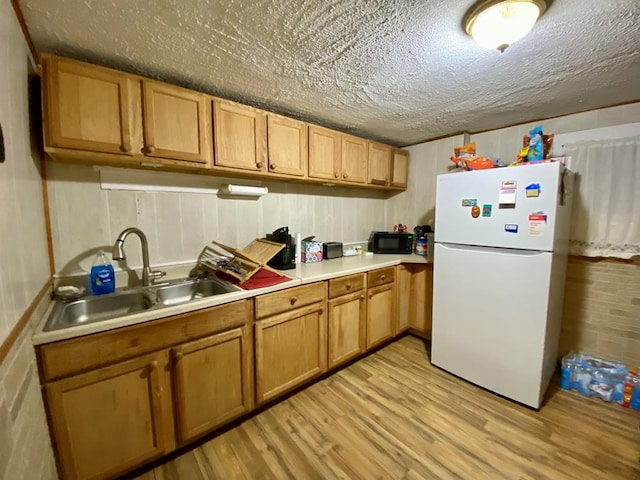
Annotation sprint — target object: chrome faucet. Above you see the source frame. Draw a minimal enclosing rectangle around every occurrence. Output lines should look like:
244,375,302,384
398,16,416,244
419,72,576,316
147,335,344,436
112,227,166,287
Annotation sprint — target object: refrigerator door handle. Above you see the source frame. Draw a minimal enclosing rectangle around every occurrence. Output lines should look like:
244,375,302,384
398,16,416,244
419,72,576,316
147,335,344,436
437,242,548,256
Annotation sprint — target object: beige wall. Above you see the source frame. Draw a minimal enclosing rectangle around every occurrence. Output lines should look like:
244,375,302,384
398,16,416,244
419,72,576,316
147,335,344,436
392,103,640,366
0,1,57,479
46,162,390,276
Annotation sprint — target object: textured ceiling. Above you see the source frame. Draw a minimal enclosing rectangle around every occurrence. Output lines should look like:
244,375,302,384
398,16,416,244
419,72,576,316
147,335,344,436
18,0,640,146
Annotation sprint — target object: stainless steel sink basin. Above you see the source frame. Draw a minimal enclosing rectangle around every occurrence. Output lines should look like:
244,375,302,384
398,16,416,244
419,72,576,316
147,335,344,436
44,290,154,331
44,276,239,332
155,278,237,306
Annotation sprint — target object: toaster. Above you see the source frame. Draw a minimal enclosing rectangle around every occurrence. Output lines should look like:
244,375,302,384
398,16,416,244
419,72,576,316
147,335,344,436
322,242,343,260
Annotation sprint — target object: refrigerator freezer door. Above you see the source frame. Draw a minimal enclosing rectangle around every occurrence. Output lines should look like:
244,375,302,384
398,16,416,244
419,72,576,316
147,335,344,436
431,243,555,408
435,162,565,252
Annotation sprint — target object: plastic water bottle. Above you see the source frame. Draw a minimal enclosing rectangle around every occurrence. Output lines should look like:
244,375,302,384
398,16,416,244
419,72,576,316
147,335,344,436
90,250,115,295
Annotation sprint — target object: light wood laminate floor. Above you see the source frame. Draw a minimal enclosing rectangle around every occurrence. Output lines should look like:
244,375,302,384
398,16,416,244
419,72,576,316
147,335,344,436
129,335,640,480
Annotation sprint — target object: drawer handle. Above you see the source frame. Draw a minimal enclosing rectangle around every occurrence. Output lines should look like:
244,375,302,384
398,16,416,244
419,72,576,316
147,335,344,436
256,162,264,169
290,297,297,306
346,284,352,290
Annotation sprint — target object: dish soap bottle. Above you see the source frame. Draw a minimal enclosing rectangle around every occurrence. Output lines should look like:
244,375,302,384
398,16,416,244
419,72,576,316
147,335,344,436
90,250,115,295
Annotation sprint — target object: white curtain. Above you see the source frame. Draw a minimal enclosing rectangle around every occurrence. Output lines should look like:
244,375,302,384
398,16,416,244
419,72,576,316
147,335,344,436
564,135,640,259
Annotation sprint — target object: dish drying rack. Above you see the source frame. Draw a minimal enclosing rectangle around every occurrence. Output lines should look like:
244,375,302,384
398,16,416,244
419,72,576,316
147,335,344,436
198,239,286,283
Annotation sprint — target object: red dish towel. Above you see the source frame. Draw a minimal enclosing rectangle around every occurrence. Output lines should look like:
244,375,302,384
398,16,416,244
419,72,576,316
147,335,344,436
218,267,292,290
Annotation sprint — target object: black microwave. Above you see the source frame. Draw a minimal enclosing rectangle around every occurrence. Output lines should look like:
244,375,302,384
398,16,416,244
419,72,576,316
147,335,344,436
368,231,414,254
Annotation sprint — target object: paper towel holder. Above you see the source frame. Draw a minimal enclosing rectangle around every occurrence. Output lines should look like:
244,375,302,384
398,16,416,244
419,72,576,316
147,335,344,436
218,184,268,198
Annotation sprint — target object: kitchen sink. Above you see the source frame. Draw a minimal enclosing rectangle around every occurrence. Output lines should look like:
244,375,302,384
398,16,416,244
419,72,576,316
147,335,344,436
44,290,154,331
44,276,239,332
154,277,237,306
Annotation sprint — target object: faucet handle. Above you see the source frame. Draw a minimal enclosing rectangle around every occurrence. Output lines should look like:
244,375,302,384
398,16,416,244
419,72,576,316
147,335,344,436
151,270,167,282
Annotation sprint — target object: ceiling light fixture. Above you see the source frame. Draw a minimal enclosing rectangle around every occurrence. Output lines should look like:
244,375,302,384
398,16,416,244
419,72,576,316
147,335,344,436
463,0,549,53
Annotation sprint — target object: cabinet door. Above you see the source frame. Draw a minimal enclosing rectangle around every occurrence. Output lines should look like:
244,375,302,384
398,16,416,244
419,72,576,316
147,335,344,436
366,283,396,349
142,81,210,165
397,265,412,334
409,264,433,338
213,99,267,172
43,56,134,155
308,125,341,181
328,291,366,368
172,326,253,444
46,352,172,480
391,148,409,188
267,114,307,177
368,142,391,186
341,134,368,184
255,302,326,405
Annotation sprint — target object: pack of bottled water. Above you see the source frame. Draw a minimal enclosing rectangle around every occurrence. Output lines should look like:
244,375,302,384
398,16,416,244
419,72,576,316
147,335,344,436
560,352,639,409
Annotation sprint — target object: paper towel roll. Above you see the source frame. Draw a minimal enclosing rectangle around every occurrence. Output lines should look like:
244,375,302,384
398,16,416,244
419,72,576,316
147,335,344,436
295,232,302,264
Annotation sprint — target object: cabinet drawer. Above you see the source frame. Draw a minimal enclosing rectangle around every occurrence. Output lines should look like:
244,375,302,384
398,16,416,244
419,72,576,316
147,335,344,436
255,282,325,319
328,273,365,299
367,267,395,288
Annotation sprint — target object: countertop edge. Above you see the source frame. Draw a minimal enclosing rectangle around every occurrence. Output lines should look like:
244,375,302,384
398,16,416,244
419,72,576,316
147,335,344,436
32,254,429,346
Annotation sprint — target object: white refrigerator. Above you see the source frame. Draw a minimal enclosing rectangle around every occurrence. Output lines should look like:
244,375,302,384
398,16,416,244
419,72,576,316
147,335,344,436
431,161,574,409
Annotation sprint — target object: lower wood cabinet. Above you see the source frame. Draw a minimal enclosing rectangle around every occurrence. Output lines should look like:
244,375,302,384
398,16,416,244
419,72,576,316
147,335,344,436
398,264,433,338
38,299,252,480
171,326,253,445
254,301,327,405
45,351,174,480
366,267,397,349
254,282,327,405
327,285,366,369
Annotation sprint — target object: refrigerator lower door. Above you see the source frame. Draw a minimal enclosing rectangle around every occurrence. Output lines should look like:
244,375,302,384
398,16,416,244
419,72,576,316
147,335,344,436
432,242,558,408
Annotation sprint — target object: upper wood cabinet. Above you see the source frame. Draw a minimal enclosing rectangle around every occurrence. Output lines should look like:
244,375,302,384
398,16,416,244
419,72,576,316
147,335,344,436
142,80,210,164
45,351,173,480
43,55,135,155
171,326,253,445
267,114,307,177
368,142,391,186
213,99,267,172
391,148,409,188
341,134,368,184
41,55,408,190
308,125,341,181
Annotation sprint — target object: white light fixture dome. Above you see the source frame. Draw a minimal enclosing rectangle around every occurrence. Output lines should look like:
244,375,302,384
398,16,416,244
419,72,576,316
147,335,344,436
464,0,549,52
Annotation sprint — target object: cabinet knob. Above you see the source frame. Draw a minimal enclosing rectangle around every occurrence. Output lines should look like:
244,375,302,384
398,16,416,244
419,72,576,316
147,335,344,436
334,172,339,179
381,275,386,281
145,145,156,154
360,295,365,301
346,284,352,290
149,360,159,371
369,293,373,299
343,172,348,179
270,163,276,170
174,351,183,361
120,141,132,153
256,162,264,169
290,297,297,306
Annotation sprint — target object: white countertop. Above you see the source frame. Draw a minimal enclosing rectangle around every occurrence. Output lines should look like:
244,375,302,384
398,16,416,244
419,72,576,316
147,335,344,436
32,253,429,346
